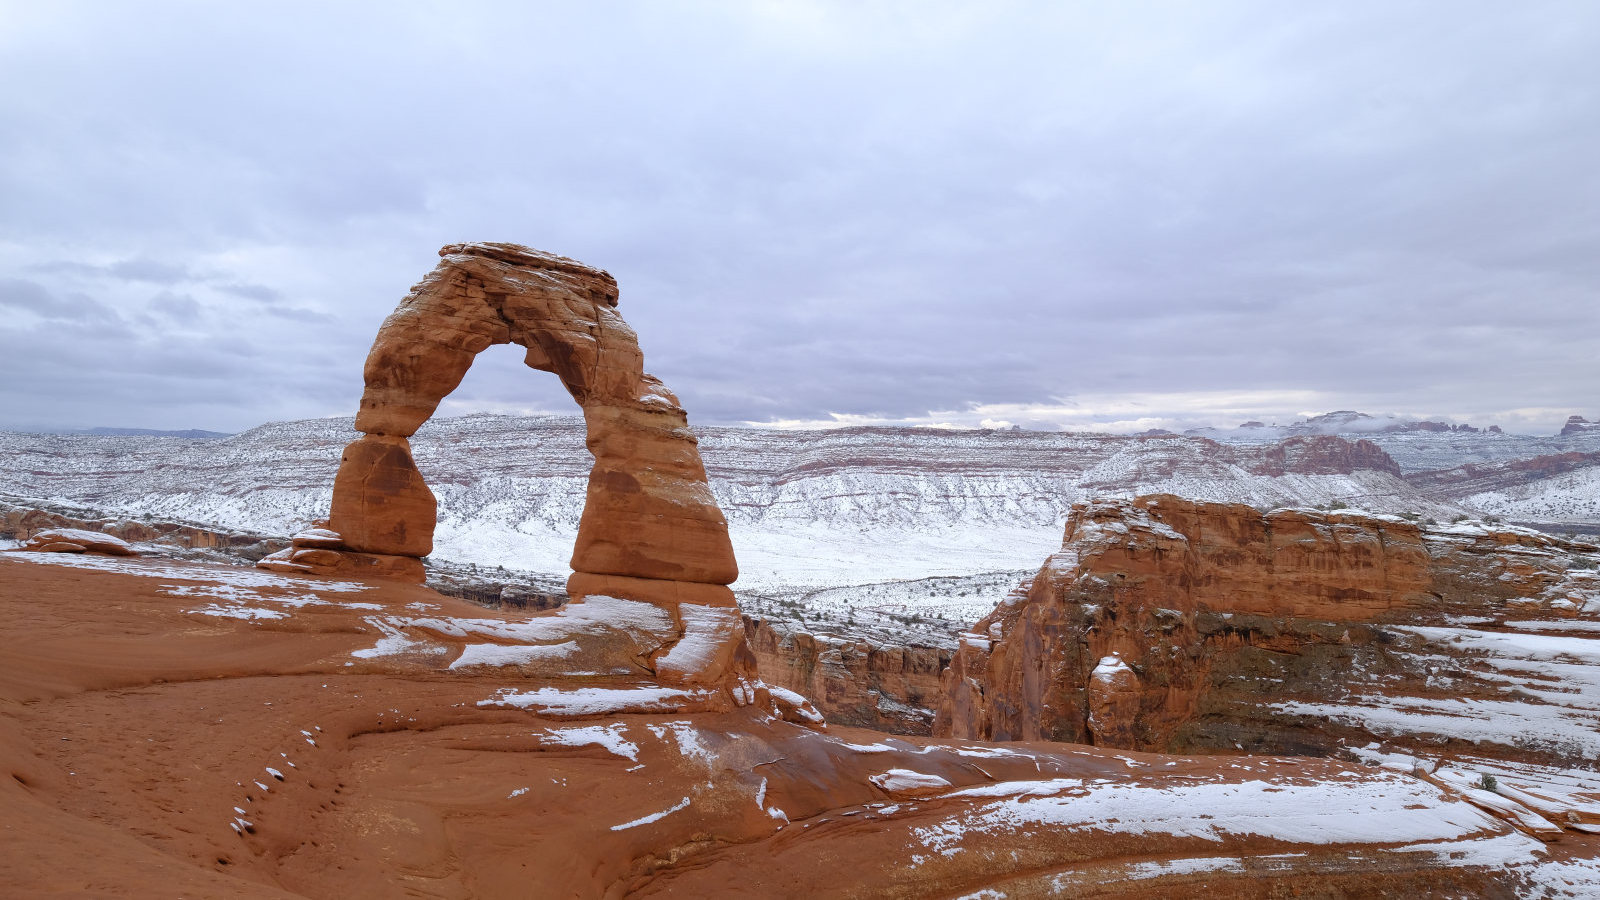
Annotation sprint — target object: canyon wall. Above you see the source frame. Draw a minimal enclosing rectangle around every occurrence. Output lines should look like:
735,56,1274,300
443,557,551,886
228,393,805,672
936,495,1600,767
742,616,952,732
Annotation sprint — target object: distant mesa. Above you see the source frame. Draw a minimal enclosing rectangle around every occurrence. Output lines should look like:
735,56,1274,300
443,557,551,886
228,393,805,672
79,427,232,439
257,242,764,708
20,427,232,439
1561,415,1600,437
1192,410,1512,440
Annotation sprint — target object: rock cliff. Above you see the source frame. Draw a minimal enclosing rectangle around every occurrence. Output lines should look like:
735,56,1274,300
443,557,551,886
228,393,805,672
742,615,952,733
936,495,1600,771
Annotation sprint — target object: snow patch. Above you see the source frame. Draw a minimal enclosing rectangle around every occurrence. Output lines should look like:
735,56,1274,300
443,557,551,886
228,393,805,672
479,686,705,716
539,724,640,761
610,797,690,831
449,641,580,669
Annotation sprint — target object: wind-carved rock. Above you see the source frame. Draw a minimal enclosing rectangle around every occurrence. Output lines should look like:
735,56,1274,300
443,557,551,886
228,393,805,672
259,243,770,710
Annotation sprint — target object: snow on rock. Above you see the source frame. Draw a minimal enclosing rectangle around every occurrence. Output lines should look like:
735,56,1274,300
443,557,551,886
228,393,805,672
1091,653,1133,682
654,604,742,685
645,721,716,768
610,797,690,831
870,768,953,797
478,686,710,717
20,528,136,556
926,772,1518,850
397,595,675,646
1429,768,1565,841
8,552,371,592
191,604,288,621
449,641,580,669
352,618,446,659
768,685,825,726
537,723,640,761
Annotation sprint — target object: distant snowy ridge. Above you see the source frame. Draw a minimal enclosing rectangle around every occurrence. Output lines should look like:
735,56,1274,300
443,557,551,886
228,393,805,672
2,413,1592,589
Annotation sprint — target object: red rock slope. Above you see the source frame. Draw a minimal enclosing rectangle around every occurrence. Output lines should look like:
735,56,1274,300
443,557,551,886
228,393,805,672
3,551,1595,896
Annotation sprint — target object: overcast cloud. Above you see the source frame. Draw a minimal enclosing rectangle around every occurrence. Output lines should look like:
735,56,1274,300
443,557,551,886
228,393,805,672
2,1,1597,435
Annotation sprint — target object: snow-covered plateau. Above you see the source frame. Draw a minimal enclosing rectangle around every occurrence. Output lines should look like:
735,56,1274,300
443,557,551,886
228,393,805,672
3,413,1598,608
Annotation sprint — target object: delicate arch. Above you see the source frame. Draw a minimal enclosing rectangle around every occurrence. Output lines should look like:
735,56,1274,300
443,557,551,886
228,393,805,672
260,242,738,599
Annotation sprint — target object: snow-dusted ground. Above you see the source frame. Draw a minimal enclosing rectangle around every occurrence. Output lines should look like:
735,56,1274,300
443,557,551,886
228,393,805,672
1466,466,1600,524
1275,625,1600,761
0,414,1488,586
4,414,1597,635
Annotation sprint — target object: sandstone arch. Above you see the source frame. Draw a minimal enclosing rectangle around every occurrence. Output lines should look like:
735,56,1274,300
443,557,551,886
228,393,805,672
260,240,739,610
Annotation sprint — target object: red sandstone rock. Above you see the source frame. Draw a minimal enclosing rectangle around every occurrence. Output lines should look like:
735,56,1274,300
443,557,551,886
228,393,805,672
275,243,735,585
936,495,1600,772
326,435,436,557
21,528,137,556
742,616,952,734
258,242,748,697
1087,652,1141,748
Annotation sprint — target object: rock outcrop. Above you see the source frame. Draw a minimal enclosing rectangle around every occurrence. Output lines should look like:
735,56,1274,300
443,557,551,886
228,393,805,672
1,500,280,557
936,495,1600,773
1239,434,1401,477
258,243,758,707
1561,415,1600,436
1405,450,1600,499
743,616,952,733
18,528,137,556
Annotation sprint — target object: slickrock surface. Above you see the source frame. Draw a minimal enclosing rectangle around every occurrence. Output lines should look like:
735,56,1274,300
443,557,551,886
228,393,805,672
937,495,1600,779
4,551,1595,897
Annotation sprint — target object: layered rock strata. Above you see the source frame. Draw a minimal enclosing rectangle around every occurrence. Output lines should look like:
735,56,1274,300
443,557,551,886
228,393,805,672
937,495,1600,774
743,615,952,733
257,243,757,706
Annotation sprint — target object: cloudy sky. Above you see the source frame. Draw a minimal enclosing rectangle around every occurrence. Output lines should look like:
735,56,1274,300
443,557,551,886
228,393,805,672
2,1,1597,435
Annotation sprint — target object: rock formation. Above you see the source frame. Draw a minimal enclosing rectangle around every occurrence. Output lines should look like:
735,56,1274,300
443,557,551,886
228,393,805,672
1562,415,1600,436
743,615,953,733
18,527,136,556
258,243,758,706
1,500,278,556
937,495,1600,774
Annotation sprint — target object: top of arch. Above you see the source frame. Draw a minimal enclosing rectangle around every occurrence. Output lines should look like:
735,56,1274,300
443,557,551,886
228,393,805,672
439,242,619,307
